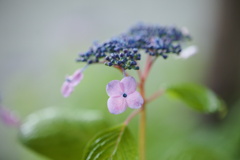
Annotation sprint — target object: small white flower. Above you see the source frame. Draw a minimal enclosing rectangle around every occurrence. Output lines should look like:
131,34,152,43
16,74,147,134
181,27,190,36
178,46,198,59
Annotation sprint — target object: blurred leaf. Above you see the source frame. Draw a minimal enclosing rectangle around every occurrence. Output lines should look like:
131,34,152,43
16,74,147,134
18,106,109,160
82,124,138,160
164,146,222,160
166,83,225,113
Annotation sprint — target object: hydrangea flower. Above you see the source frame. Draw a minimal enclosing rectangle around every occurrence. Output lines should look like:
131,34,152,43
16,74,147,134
106,76,144,114
178,45,198,59
0,106,20,127
62,23,195,114
76,23,192,70
61,68,84,97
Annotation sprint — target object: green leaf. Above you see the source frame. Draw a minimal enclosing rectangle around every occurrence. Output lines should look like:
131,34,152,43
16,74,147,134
82,124,138,160
18,106,109,160
166,83,225,113
164,146,222,160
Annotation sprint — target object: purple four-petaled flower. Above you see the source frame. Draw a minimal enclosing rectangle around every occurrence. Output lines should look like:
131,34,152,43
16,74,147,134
106,76,144,114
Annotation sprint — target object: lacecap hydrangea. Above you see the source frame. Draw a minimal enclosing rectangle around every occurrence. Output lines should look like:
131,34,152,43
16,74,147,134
61,23,197,114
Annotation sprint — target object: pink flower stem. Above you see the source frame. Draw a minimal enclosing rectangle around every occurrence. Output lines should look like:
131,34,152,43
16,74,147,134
138,55,156,160
121,68,127,77
124,109,141,125
114,66,129,77
146,89,165,103
142,56,156,81
136,61,142,81
123,55,159,160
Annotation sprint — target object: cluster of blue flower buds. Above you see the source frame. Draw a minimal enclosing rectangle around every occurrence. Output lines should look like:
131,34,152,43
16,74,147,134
76,23,191,70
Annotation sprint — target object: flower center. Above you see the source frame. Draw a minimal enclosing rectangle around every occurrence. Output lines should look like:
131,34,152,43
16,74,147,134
66,78,72,83
122,93,127,98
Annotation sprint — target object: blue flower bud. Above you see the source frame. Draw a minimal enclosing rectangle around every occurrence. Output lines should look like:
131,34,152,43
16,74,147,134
131,61,137,66
76,23,192,70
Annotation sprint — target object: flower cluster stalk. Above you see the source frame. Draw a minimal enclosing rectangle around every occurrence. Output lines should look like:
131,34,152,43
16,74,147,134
123,55,162,160
138,55,155,160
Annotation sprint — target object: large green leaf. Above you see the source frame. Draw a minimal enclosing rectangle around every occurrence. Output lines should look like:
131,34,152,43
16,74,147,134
166,83,225,113
18,106,109,160
82,124,138,160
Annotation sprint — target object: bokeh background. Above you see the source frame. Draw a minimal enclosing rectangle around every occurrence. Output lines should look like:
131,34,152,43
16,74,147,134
0,0,240,160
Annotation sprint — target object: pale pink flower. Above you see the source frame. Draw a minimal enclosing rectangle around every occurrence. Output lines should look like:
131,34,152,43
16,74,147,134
61,81,74,98
0,106,21,127
106,76,144,114
68,69,84,86
61,69,84,97
181,27,190,36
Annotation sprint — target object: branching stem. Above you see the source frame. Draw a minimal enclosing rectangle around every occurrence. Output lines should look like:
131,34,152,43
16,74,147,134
146,89,165,103
124,110,141,125
122,55,160,160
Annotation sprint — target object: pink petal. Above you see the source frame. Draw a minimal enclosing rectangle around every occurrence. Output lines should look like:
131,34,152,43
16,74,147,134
126,91,144,109
181,27,189,36
107,97,127,114
61,81,74,98
120,76,137,94
106,80,123,97
70,69,84,86
0,107,21,127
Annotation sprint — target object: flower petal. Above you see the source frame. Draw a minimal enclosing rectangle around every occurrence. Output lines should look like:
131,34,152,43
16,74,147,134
107,97,127,114
0,107,21,127
106,80,123,97
70,69,84,86
120,76,137,94
181,27,189,36
126,91,144,109
178,46,198,59
61,81,74,98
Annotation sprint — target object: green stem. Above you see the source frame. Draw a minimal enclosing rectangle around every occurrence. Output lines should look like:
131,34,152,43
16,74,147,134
139,55,157,160
123,55,158,160
139,102,146,160
138,55,152,160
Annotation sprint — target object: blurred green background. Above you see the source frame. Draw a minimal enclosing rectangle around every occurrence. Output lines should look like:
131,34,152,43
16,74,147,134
0,0,240,160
